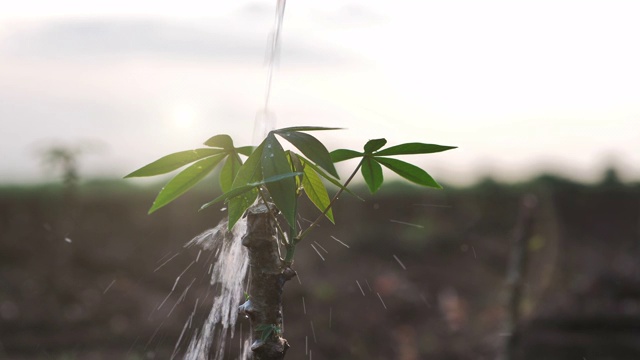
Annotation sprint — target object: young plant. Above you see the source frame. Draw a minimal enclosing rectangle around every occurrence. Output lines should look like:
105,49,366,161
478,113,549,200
126,127,455,359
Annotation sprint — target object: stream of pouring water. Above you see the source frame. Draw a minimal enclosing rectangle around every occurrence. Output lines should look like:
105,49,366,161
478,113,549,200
252,0,287,145
180,1,288,359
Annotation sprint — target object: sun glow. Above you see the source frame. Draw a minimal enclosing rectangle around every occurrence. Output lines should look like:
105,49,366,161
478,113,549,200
170,103,198,130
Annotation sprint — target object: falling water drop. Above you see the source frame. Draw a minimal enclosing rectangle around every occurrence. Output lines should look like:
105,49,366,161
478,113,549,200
389,219,424,228
392,254,407,270
376,292,387,309
310,320,317,343
302,296,307,315
154,253,179,272
310,243,325,261
313,241,328,254
103,279,116,294
330,235,350,248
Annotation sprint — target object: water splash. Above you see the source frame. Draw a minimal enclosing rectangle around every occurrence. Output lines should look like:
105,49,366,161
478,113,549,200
181,217,250,360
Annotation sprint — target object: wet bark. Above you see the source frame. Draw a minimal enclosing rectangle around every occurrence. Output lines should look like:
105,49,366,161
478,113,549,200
239,203,296,360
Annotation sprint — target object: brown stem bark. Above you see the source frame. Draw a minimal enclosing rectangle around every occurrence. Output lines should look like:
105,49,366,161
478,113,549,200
239,203,296,360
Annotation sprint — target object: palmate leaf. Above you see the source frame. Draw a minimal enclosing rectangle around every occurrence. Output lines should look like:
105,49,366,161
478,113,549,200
287,151,304,190
219,153,243,193
204,134,234,149
330,149,363,163
262,134,297,228
148,153,226,213
275,130,339,178
275,126,342,132
236,146,254,156
361,156,383,193
364,138,387,154
300,158,334,223
299,155,364,201
227,143,265,229
374,143,457,156
375,157,442,189
124,148,224,178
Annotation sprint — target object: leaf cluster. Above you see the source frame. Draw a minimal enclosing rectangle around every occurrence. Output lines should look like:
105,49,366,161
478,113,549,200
331,139,455,193
125,127,456,247
255,324,282,342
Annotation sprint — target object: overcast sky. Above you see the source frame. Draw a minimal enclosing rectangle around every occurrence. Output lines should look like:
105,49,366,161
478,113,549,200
1,0,639,185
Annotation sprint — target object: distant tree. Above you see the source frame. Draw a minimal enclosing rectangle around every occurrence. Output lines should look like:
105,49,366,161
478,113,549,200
40,145,80,196
37,141,104,201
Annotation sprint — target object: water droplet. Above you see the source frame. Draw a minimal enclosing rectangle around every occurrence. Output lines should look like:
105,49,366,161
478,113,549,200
330,235,350,248
310,244,325,261
310,320,317,343
377,292,387,309
392,254,407,270
355,280,365,296
103,279,116,294
389,219,424,228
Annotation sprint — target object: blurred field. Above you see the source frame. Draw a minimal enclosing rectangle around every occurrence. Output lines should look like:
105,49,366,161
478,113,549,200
1,172,640,360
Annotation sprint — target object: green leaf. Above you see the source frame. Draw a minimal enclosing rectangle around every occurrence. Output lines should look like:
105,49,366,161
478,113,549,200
364,138,387,154
219,153,242,193
361,156,383,193
227,143,265,229
251,172,304,187
275,126,342,132
236,146,254,157
255,324,280,342
375,157,442,189
200,171,303,211
148,153,226,213
204,134,234,149
201,184,256,210
276,131,339,178
300,155,364,201
124,149,224,178
301,159,334,223
330,149,363,163
287,151,304,190
374,143,457,156
262,134,297,227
